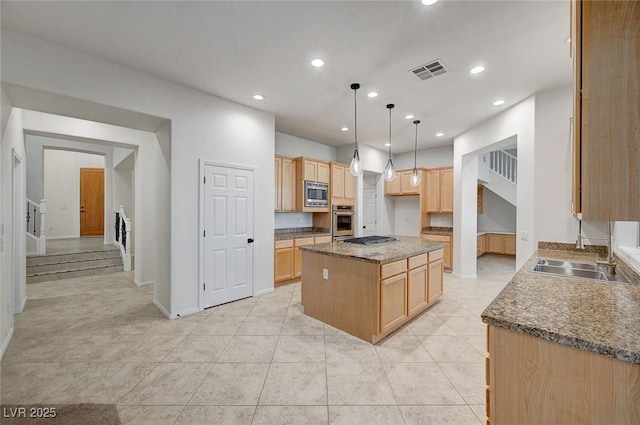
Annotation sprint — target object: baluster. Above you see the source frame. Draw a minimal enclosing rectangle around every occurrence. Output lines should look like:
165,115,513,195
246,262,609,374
121,220,126,250
26,202,31,235
33,204,37,236
115,212,120,243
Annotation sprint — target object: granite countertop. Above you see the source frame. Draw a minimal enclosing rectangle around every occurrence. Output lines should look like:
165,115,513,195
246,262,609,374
421,227,453,236
477,230,516,236
299,236,444,264
275,228,332,241
482,248,640,364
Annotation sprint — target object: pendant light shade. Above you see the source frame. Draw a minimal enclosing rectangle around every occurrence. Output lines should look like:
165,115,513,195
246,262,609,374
383,104,397,182
410,120,421,186
349,83,363,177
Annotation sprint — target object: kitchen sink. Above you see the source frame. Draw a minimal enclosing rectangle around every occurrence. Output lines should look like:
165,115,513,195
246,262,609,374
532,258,629,283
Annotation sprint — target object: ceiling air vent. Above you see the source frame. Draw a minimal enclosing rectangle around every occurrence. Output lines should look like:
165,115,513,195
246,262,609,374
410,59,448,81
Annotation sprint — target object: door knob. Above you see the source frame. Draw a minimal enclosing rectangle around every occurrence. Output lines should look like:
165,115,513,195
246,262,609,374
247,238,254,244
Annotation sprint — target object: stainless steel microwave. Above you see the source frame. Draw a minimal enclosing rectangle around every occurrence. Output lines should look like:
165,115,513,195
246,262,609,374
304,181,329,207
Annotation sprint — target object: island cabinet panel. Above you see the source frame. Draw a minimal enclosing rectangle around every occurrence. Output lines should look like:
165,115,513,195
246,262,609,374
408,265,428,316
381,259,407,279
380,273,408,333
294,237,315,278
488,325,640,425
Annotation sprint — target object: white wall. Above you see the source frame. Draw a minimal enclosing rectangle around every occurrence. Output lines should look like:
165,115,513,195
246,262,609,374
533,86,608,244
393,145,453,170
25,141,43,201
154,120,171,309
1,95,26,360
44,150,104,238
478,187,516,233
393,196,421,236
454,96,536,277
275,132,336,162
2,29,275,317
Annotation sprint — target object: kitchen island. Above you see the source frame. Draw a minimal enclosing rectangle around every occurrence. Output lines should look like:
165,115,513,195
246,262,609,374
299,236,444,343
482,247,640,424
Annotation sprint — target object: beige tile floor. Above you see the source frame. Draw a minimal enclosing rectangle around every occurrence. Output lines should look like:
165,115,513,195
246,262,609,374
1,255,515,425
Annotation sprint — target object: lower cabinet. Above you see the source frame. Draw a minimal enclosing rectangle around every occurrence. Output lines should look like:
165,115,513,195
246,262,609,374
275,235,329,285
379,249,444,334
420,233,452,270
486,233,516,256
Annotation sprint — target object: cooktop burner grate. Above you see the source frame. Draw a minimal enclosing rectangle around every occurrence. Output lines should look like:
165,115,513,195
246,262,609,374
342,236,397,245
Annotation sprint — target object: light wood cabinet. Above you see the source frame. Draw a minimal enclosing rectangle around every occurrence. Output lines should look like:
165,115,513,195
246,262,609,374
384,170,422,195
420,233,452,270
275,155,296,211
571,0,640,220
407,253,428,316
485,233,516,256
302,158,330,184
380,273,408,333
477,185,484,214
487,324,640,425
428,259,444,303
424,168,453,213
275,235,331,285
274,239,294,282
477,234,487,257
331,162,356,205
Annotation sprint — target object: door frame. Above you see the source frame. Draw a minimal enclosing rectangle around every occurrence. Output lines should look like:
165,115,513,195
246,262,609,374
12,149,25,314
198,159,256,312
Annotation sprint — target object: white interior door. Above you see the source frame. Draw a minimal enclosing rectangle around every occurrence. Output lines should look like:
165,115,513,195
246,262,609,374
362,186,377,236
203,163,254,308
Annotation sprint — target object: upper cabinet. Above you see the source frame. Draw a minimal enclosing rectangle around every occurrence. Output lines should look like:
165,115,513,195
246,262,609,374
424,168,453,213
384,169,422,196
330,162,355,206
571,0,640,220
301,158,330,184
274,155,296,212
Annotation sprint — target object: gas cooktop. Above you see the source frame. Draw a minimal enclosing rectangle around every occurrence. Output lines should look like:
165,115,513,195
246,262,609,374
342,236,397,245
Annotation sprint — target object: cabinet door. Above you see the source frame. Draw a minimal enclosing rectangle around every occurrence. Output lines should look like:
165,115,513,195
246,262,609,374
332,164,345,199
425,170,440,212
428,259,444,303
380,273,408,333
344,170,356,200
400,171,419,195
303,160,317,181
317,162,330,184
488,234,504,254
504,235,516,255
274,247,294,282
408,265,428,316
384,175,401,195
275,157,282,211
281,158,296,211
442,241,452,269
440,169,453,212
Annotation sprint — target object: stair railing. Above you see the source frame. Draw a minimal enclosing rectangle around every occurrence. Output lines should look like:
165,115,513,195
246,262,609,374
26,198,46,255
113,205,132,271
489,150,517,184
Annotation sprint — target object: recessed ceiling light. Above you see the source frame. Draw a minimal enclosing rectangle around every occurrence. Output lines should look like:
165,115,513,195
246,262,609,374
436,132,444,137
384,143,391,147
470,65,485,74
493,99,505,106
405,115,414,120
252,94,265,100
421,0,439,5
367,91,378,98
311,58,325,68
341,126,349,132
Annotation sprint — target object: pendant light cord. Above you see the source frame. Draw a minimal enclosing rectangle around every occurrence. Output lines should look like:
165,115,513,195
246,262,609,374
387,104,394,164
353,87,358,152
414,122,418,168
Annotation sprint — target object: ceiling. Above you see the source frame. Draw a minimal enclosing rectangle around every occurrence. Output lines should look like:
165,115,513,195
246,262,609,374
1,1,572,154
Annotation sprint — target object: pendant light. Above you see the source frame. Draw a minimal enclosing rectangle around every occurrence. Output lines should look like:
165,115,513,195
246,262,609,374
410,120,421,186
383,103,397,182
349,83,363,177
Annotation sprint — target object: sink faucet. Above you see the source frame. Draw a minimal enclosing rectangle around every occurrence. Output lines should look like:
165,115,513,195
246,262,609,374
596,221,617,274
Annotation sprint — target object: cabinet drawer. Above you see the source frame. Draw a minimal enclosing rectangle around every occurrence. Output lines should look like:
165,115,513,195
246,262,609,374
294,237,315,247
314,235,332,244
275,239,294,249
408,253,427,269
428,249,444,262
381,259,407,279
421,233,450,243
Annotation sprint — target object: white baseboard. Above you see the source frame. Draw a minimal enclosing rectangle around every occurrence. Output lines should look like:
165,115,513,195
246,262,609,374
152,299,171,318
0,327,14,361
254,287,275,297
134,279,154,287
172,307,199,319
46,235,80,240
17,295,27,314
452,272,478,279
